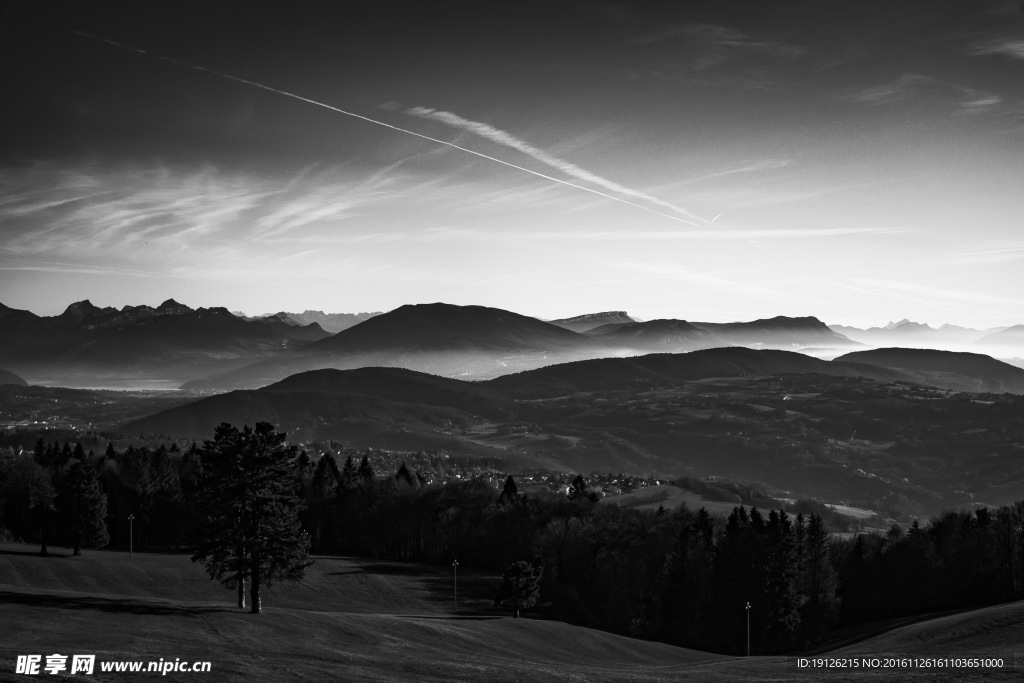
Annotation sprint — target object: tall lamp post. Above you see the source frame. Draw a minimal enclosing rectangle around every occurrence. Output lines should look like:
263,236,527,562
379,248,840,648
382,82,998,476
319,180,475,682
745,601,751,656
128,514,134,558
452,559,459,612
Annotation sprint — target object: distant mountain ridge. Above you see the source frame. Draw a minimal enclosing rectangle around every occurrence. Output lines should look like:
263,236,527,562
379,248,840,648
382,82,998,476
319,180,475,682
549,311,635,333
978,325,1024,347
585,319,718,352
831,321,991,347
244,310,382,334
183,302,608,390
690,316,860,350
0,298,331,385
7,297,1023,391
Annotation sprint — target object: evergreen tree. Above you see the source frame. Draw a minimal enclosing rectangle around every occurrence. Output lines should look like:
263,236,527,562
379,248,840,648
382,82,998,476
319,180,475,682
56,460,110,555
496,557,544,618
340,454,358,489
498,475,518,505
33,438,47,467
395,462,416,488
357,454,374,483
307,452,341,551
800,513,838,639
191,422,312,614
295,450,314,499
313,453,340,498
762,510,799,651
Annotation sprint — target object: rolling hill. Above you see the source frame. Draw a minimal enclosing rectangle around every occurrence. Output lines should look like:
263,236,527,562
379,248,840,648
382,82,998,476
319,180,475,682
3,543,1020,681
485,347,907,399
834,348,1024,394
829,599,1024,674
0,544,725,682
128,367,516,443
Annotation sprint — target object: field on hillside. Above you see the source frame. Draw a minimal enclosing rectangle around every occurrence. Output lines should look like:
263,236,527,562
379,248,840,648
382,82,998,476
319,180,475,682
3,544,1023,681
0,544,724,682
602,483,740,516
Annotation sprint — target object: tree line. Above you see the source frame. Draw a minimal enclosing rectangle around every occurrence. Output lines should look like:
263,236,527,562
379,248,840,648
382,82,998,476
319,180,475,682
3,426,1024,650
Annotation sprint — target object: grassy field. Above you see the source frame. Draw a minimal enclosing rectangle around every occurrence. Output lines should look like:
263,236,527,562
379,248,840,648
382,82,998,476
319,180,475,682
602,484,741,516
2,543,1022,681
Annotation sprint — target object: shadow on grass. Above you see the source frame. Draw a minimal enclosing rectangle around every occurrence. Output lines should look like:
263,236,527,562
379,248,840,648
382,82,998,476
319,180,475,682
0,590,232,617
357,563,430,576
395,614,502,621
0,548,70,558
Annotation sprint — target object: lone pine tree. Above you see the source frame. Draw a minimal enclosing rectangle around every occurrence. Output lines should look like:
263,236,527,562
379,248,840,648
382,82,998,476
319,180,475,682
191,422,311,614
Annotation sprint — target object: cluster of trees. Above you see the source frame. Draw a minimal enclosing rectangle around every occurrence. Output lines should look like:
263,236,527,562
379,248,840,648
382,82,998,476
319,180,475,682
5,425,1024,647
0,440,109,555
291,453,1024,653
0,424,312,614
0,438,210,553
191,423,311,614
834,507,1024,622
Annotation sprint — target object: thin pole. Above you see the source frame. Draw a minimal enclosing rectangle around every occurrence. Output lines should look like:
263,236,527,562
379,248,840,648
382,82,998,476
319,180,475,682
453,559,459,612
746,601,751,656
128,514,134,557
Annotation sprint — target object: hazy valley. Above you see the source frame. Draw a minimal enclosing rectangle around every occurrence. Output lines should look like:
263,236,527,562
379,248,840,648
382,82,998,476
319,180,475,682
3,299,1024,527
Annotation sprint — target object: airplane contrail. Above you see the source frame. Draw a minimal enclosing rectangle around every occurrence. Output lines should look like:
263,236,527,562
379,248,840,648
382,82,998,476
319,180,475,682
407,107,704,224
72,30,702,227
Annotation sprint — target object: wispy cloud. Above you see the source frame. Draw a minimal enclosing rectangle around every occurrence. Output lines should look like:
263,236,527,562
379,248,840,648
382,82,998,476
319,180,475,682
943,240,1024,265
0,161,422,282
968,38,1024,61
847,72,1003,112
405,106,704,224
848,73,936,105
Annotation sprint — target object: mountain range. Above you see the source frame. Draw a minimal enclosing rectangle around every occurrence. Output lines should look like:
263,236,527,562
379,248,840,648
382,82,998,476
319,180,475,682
181,305,867,391
0,299,330,385
181,303,612,390
830,319,1015,350
3,298,1021,391
239,310,382,334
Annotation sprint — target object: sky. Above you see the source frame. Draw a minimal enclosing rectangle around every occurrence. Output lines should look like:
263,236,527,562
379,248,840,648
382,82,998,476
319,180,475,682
2,0,1023,328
